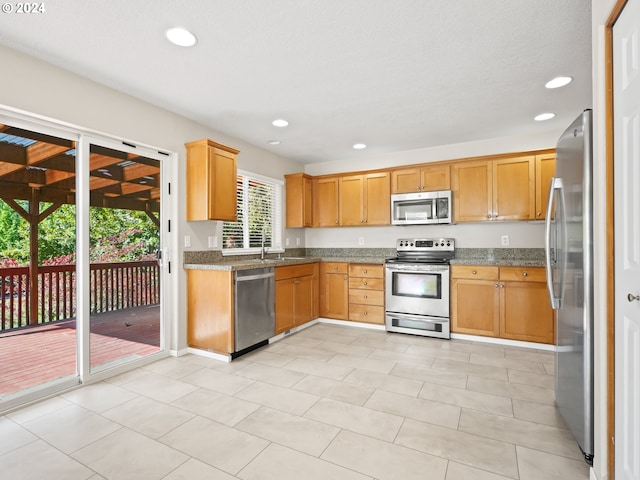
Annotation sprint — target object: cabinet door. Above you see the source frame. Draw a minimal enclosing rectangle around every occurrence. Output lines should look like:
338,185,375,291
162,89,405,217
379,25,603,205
313,177,340,227
421,164,451,191
294,275,314,326
535,153,556,220
339,174,365,225
493,155,535,221
391,167,421,193
452,160,493,222
285,173,313,228
208,147,239,221
275,278,296,334
500,281,555,344
320,272,349,319
364,172,391,225
451,278,500,337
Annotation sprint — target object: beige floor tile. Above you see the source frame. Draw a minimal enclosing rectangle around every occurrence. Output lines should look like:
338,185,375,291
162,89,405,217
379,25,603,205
61,381,139,413
466,375,555,405
292,374,375,405
191,356,253,373
432,358,508,381
180,368,255,396
162,458,237,480
389,362,468,388
240,350,295,367
0,439,93,480
23,404,121,454
395,418,519,479
507,369,555,389
544,362,555,375
236,406,339,456
102,395,195,438
160,416,268,475
406,344,471,362
350,336,409,352
516,445,590,480
273,335,324,349
6,396,73,424
235,362,306,387
303,331,359,345
282,357,354,380
440,342,505,358
344,368,424,396
238,443,372,480
304,398,403,441
315,340,375,357
72,428,188,480
170,388,258,426
141,356,205,378
103,367,151,386
419,381,513,417
504,349,555,363
121,371,200,403
512,399,568,429
235,380,321,415
458,409,584,461
329,353,396,374
469,354,547,374
445,461,513,480
368,348,435,366
365,389,460,429
268,344,336,361
322,429,448,480
385,332,449,347
0,417,37,456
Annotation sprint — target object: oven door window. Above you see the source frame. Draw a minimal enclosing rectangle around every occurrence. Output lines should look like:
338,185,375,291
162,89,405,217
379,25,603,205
392,271,441,299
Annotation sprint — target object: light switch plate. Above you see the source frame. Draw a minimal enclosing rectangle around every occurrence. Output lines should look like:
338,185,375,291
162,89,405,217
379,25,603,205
208,236,218,248
184,235,191,248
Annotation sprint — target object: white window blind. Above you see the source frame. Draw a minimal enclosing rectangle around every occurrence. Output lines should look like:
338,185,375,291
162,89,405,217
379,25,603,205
222,171,282,253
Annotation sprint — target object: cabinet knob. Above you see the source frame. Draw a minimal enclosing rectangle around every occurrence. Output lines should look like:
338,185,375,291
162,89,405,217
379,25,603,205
333,266,338,270
523,272,528,277
363,281,368,286
500,284,505,288
417,185,421,190
363,311,368,316
335,220,339,224
364,295,368,299
344,275,348,279
472,270,477,275
487,212,492,219
494,284,499,288
363,269,368,274
537,211,542,217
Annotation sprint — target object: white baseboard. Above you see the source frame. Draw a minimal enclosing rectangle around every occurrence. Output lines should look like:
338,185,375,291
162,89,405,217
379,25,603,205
185,347,231,363
450,333,556,351
318,318,386,330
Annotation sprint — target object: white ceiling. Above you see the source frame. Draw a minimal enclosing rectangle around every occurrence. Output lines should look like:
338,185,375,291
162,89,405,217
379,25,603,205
0,0,592,164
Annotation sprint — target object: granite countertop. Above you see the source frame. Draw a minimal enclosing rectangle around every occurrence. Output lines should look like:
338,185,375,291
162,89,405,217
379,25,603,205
450,258,545,267
183,255,390,271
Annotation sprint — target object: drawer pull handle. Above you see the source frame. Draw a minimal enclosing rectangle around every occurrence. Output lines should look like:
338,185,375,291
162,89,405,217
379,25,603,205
333,266,338,270
523,272,528,277
363,270,368,274
363,311,368,316
472,270,477,275
344,275,348,279
363,281,367,286
494,284,499,288
363,295,368,299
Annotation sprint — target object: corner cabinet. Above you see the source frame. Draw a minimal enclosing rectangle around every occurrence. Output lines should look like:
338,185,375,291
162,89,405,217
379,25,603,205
185,139,239,221
390,164,451,193
275,263,319,335
285,173,313,228
339,172,391,226
451,265,554,344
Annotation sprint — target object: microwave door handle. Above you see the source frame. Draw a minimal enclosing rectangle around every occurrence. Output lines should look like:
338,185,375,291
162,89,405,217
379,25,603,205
432,198,437,219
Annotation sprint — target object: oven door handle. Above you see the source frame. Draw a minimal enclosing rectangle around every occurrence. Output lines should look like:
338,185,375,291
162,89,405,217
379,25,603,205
386,265,448,273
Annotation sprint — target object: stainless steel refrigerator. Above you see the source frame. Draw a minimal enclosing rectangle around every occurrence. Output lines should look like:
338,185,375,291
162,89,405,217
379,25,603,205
544,109,594,465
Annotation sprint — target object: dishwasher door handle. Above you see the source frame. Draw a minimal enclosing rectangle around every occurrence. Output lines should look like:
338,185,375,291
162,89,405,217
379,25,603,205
236,272,275,282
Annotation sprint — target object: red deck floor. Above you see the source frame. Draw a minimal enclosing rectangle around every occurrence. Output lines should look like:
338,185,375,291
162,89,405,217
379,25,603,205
0,305,160,398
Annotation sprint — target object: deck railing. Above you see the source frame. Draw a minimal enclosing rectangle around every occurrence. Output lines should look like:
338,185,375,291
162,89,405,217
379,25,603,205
1,261,159,332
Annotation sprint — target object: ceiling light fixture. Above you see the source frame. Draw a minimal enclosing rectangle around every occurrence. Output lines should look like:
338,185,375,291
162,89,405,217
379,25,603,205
353,143,367,149
165,27,197,47
272,119,289,127
535,113,555,121
545,76,573,89
267,140,281,145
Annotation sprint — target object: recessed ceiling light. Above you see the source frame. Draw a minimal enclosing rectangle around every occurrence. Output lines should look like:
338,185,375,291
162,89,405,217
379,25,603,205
267,140,281,145
535,113,555,121
353,143,367,149
165,27,197,47
272,119,288,127
545,76,573,89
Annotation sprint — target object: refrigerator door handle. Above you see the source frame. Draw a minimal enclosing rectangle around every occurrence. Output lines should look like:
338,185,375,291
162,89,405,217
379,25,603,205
545,177,562,310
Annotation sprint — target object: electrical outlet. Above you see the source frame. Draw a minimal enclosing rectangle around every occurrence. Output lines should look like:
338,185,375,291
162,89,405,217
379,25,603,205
501,235,510,246
296,237,301,246
358,237,365,246
285,237,290,246
184,235,191,248
208,236,218,248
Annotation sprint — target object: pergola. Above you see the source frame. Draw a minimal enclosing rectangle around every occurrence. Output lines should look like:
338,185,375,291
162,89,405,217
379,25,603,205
0,124,160,323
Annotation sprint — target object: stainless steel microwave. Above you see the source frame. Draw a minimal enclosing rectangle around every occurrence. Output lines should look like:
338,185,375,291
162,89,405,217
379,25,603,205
391,190,452,225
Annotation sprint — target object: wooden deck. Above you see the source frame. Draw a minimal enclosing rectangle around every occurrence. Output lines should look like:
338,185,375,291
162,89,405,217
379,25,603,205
0,305,160,398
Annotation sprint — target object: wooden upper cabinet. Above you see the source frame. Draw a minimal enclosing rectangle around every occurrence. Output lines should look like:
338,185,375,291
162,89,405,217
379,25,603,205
452,155,535,222
285,173,313,228
339,172,390,226
313,176,340,227
535,153,556,220
452,160,493,222
185,139,239,221
391,164,451,193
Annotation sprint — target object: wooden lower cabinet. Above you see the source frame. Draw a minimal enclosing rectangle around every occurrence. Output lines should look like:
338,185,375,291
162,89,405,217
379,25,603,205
187,269,234,354
320,262,349,319
451,265,554,344
275,263,319,335
348,263,385,325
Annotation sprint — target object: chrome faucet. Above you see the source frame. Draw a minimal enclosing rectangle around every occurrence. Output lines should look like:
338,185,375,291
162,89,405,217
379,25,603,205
261,228,268,260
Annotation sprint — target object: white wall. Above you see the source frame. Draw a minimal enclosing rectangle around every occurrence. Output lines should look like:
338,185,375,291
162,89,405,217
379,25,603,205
0,44,305,352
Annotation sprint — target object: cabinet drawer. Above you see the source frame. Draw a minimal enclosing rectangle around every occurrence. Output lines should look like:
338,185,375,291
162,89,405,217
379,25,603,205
348,264,384,278
451,265,499,280
321,262,349,274
276,263,317,280
348,304,385,324
348,277,384,290
499,266,546,283
349,289,384,306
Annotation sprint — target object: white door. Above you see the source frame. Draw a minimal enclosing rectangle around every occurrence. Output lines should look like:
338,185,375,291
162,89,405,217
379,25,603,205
614,0,640,478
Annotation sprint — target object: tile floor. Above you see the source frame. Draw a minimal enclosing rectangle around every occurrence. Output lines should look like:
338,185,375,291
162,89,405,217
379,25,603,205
0,323,590,480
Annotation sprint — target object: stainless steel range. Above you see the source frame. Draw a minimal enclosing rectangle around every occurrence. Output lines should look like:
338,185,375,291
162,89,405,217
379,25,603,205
385,238,454,339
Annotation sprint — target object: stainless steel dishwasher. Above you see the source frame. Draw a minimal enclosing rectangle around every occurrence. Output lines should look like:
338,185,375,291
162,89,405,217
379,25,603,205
234,267,275,354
